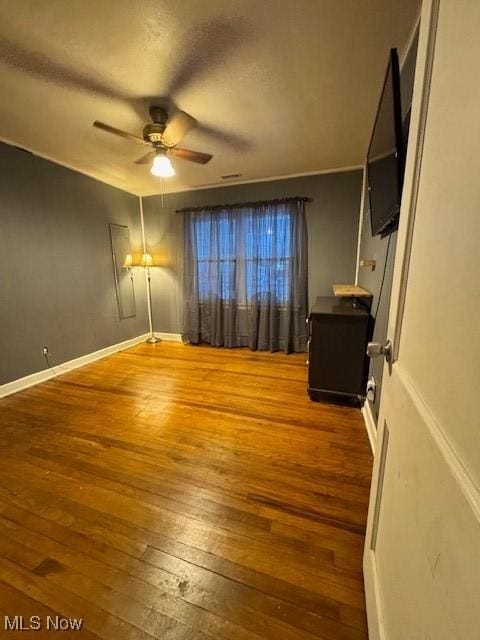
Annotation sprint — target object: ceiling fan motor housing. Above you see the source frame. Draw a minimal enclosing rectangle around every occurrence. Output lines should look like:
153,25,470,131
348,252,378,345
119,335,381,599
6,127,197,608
143,123,166,144
144,106,169,144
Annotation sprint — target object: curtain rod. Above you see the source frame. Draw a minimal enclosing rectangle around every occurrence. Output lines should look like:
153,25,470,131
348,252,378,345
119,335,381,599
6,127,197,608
175,196,312,214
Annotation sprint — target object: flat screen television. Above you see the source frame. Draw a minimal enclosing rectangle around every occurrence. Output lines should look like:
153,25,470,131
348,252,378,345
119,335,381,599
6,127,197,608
367,49,406,237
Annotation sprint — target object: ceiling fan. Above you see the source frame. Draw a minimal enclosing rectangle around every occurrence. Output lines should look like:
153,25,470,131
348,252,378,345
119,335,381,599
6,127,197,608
93,106,213,177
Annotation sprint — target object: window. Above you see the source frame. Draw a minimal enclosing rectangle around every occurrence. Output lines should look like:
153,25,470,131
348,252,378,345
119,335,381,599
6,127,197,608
182,198,308,352
192,208,293,304
245,211,292,302
195,214,237,301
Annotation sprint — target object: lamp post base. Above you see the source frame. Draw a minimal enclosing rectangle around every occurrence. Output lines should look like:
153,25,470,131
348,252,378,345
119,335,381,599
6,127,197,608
146,335,161,344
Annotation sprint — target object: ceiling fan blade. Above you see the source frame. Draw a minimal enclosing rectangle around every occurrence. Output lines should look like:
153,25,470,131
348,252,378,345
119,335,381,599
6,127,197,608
134,151,155,165
169,148,212,164
93,121,148,145
161,111,196,147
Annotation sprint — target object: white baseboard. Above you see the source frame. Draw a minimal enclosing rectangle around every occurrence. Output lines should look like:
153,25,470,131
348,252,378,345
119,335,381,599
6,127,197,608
0,333,150,399
362,400,377,454
155,332,183,342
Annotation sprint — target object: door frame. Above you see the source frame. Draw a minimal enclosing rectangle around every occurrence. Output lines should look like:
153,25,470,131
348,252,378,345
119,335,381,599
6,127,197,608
386,0,440,364
363,1,441,637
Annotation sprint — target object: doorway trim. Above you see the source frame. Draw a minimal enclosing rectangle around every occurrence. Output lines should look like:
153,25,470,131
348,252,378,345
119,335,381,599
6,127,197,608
387,0,440,361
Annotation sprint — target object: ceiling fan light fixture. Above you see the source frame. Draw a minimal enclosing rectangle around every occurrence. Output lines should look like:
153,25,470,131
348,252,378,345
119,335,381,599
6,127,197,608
151,152,175,178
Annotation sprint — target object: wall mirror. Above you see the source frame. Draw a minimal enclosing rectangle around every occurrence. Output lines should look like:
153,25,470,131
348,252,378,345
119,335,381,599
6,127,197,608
109,223,136,319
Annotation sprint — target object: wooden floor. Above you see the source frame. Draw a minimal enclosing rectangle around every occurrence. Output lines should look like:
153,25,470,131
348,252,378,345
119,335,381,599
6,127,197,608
0,342,372,639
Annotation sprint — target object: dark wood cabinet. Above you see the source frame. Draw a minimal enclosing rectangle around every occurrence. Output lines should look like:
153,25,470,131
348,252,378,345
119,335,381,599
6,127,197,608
307,296,371,405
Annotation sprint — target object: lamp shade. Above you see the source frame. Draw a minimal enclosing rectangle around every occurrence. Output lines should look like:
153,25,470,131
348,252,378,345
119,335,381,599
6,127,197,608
141,252,154,267
122,253,134,268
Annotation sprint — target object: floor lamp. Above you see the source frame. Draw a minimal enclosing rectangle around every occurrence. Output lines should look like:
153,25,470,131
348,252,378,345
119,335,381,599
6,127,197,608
139,252,161,344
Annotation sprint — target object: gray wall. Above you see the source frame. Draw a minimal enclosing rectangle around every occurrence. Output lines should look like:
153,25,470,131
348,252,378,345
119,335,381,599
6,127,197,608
358,28,419,419
143,170,362,335
0,142,149,385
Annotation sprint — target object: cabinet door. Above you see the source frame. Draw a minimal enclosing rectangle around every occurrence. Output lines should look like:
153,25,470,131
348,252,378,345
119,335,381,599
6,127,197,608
309,316,368,394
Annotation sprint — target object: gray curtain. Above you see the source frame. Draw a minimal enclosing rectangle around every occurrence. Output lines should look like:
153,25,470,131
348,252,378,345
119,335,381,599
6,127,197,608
182,198,308,352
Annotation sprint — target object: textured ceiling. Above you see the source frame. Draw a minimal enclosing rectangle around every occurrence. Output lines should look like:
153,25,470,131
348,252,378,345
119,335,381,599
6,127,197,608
0,0,419,196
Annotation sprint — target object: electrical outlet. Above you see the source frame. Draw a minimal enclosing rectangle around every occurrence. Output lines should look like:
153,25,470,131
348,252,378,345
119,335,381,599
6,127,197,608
42,347,49,356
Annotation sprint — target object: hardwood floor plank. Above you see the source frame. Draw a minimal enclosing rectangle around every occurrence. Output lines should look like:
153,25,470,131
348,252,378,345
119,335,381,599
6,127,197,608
0,579,101,639
0,459,365,603
0,343,372,639
0,491,365,633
